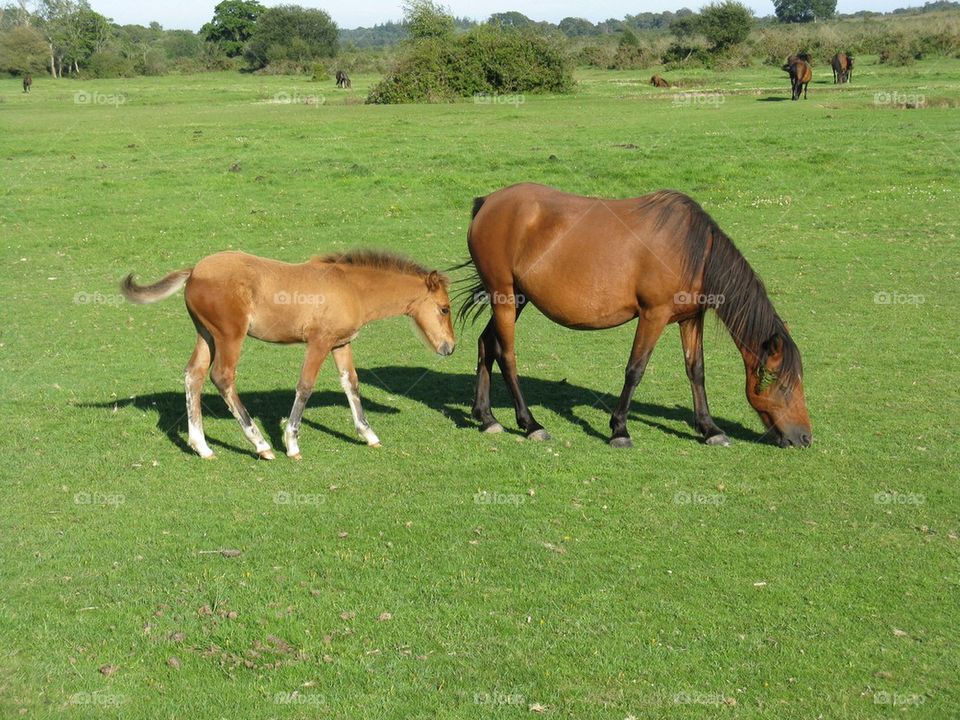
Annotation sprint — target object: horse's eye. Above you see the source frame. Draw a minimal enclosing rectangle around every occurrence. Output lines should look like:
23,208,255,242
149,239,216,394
440,307,450,316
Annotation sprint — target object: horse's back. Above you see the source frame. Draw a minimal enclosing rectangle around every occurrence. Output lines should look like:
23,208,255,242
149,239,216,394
469,185,701,328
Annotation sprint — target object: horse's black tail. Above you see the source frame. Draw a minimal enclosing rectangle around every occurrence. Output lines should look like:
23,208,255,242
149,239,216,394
451,195,490,326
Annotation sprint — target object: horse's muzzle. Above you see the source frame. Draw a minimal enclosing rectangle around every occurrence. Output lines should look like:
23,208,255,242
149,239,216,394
437,341,455,357
778,426,812,448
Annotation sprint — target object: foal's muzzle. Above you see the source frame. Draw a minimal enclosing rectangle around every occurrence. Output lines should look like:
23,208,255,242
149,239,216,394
437,341,455,357
778,426,813,448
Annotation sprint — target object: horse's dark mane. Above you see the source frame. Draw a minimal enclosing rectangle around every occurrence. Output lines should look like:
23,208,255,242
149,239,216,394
658,191,803,388
317,249,438,280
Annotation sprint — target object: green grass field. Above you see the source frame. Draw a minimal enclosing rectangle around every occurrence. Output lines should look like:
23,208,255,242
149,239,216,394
1,58,958,718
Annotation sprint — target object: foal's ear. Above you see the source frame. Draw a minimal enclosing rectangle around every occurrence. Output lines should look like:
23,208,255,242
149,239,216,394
426,271,443,292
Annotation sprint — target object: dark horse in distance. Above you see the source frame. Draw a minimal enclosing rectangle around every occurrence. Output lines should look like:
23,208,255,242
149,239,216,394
831,52,853,84
335,70,351,89
783,55,812,100
22,74,32,93
457,183,812,449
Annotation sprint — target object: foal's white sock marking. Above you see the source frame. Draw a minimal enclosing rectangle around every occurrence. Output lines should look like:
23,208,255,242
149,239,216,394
340,369,380,446
185,373,214,458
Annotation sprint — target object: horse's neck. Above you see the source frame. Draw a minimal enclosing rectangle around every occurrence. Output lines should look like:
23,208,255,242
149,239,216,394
349,268,422,323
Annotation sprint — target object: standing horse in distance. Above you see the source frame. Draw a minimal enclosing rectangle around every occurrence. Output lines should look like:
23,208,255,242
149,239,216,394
335,70,351,89
831,52,853,83
22,74,32,93
121,250,455,459
457,183,812,449
784,56,812,100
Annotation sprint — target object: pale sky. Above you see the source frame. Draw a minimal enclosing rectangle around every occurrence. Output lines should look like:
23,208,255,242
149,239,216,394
88,0,925,31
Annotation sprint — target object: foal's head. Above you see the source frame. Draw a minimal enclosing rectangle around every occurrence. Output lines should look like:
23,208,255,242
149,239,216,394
410,271,456,356
742,330,812,448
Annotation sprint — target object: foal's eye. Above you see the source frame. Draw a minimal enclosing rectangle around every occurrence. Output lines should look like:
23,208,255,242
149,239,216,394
440,307,450,316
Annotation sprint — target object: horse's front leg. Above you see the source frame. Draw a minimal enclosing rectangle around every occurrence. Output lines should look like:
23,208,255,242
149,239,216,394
332,344,380,447
678,316,730,446
490,296,547,440
283,338,331,459
609,311,669,448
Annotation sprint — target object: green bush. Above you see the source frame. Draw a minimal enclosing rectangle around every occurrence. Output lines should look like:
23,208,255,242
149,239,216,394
85,49,137,78
367,26,573,104
661,42,714,68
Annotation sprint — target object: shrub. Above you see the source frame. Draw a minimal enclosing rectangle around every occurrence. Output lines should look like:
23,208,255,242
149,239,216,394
367,26,573,103
698,1,753,51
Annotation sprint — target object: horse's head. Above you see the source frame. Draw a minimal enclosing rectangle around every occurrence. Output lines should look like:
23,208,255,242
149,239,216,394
742,329,812,448
410,271,456,356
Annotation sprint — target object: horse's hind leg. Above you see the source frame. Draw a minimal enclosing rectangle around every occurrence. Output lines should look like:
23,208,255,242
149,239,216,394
185,331,215,458
472,318,505,433
679,316,729,446
209,334,275,460
490,296,548,440
331,344,380,447
609,311,669,448
282,338,331,459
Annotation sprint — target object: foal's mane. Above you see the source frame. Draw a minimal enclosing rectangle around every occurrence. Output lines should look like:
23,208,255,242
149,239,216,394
316,249,439,281
652,191,804,388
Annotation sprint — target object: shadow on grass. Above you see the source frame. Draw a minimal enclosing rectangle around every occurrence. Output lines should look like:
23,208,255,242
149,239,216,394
80,367,767,457
757,96,791,102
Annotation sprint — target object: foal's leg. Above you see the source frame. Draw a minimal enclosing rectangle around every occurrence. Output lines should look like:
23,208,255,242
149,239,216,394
209,334,275,460
185,331,215,458
331,344,380,447
609,311,669,448
679,316,730,446
472,318,505,433
282,339,331,459
490,296,547,440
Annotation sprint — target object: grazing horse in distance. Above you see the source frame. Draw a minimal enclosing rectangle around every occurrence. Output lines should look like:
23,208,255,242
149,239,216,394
335,70,351,89
121,250,455,459
22,74,32,93
650,74,670,88
456,183,812,449
785,58,812,100
831,52,851,84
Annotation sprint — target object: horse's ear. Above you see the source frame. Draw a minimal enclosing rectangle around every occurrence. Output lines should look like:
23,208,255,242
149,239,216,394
426,271,442,292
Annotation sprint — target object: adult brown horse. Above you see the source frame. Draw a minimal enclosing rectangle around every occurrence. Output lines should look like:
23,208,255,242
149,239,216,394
650,74,670,88
784,58,812,100
22,74,32,93
457,184,812,449
832,52,853,83
122,250,455,459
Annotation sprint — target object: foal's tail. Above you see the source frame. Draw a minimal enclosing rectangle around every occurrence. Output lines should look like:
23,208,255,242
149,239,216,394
120,268,192,304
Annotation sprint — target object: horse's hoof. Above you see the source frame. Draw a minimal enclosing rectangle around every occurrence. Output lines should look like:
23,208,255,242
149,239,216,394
705,434,731,447
369,442,382,448
527,428,551,441
288,452,302,461
481,422,504,434
609,436,633,449
258,449,276,460
200,452,216,460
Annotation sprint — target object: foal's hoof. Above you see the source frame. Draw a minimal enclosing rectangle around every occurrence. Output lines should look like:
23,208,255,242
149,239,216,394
258,449,276,460
481,422,504,434
288,452,303,461
369,442,382,448
526,428,551,442
705,434,731,447
609,436,633,449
